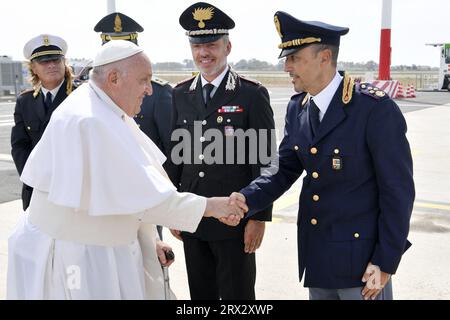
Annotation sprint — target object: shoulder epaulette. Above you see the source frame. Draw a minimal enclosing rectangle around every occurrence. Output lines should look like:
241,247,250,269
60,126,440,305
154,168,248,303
151,76,170,86
19,88,34,96
358,82,388,100
341,73,355,105
238,74,261,86
175,75,196,88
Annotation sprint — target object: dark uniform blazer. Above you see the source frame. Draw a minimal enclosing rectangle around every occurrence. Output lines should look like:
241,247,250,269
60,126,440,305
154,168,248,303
168,68,275,241
241,76,415,289
11,79,73,211
134,78,173,156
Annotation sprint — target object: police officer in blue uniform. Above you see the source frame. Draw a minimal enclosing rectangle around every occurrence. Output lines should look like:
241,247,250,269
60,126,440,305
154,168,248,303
235,11,415,300
94,13,173,239
11,34,75,211
166,2,275,300
94,12,173,156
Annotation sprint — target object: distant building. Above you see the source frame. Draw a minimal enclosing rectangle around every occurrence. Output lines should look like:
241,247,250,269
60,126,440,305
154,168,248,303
0,56,26,96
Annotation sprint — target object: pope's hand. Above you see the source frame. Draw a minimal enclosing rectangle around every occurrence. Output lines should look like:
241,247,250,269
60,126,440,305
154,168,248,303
205,196,248,226
156,239,174,267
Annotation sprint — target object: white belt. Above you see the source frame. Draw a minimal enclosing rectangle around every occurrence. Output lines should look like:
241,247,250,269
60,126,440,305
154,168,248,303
28,190,140,247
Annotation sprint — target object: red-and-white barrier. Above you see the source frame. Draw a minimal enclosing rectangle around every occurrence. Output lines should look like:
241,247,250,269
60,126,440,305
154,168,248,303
406,84,416,98
370,80,400,98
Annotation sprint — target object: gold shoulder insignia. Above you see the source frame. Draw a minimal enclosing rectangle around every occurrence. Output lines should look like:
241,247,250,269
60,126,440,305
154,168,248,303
359,83,388,99
341,73,355,105
152,77,169,86
66,80,73,96
302,93,310,107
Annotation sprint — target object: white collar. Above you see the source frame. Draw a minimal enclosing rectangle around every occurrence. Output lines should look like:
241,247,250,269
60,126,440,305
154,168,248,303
200,65,229,88
41,79,65,100
89,80,126,120
310,71,343,121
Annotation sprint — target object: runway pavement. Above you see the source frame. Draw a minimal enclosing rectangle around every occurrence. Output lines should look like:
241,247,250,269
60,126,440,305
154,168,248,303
0,89,449,300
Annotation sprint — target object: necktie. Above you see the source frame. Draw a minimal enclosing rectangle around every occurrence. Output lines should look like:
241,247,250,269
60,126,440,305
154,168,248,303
309,98,320,138
44,91,53,115
203,83,215,107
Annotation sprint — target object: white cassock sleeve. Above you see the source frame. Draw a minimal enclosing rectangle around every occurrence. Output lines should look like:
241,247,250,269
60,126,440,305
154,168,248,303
20,84,205,231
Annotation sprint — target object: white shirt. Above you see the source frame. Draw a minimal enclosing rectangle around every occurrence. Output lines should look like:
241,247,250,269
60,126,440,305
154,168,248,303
41,79,64,102
200,65,229,100
310,71,343,122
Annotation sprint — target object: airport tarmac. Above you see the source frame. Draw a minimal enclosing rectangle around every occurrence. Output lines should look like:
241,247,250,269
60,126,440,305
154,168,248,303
0,88,449,300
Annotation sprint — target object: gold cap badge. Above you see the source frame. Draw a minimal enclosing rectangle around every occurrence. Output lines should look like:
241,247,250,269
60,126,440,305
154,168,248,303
193,7,214,29
114,14,123,33
274,15,282,38
43,35,50,46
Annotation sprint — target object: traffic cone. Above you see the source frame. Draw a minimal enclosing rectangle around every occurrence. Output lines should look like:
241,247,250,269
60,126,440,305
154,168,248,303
406,84,416,98
396,83,405,98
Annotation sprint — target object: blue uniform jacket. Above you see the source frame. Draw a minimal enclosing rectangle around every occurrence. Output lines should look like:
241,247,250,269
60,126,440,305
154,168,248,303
241,78,415,289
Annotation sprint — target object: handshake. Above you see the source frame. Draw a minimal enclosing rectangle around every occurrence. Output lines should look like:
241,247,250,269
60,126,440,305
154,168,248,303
204,192,248,226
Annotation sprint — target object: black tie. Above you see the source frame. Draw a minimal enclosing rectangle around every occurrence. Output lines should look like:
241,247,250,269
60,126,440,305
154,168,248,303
44,91,53,115
204,83,215,107
309,98,320,138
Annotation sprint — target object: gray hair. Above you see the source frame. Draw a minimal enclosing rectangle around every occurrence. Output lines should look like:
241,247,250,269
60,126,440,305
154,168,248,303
312,44,339,67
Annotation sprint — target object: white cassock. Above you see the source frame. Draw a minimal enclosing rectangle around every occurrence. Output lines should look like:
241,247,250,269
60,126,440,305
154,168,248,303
7,81,206,299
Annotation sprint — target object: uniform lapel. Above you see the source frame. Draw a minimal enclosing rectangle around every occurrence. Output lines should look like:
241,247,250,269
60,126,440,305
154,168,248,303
203,68,239,119
35,91,47,122
298,95,313,144
187,74,204,117
312,81,347,145
48,80,67,116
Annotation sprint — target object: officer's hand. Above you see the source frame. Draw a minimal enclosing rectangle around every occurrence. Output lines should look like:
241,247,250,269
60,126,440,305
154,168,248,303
204,197,247,221
230,192,247,209
361,262,391,300
170,229,183,241
244,220,265,253
156,239,174,267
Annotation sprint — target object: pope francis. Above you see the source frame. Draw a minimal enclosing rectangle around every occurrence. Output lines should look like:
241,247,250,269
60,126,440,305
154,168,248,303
7,40,246,300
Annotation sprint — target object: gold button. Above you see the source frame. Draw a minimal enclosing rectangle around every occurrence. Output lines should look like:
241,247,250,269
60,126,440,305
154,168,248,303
312,172,319,179
27,126,31,130
310,147,318,155
310,218,318,225
354,233,360,239
334,149,340,154
294,145,299,151
313,195,320,201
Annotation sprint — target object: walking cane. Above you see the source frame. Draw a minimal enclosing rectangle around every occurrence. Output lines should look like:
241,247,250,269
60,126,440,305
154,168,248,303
162,250,175,300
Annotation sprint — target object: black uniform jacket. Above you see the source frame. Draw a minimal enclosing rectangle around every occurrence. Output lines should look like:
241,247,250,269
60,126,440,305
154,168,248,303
11,79,74,210
167,68,275,241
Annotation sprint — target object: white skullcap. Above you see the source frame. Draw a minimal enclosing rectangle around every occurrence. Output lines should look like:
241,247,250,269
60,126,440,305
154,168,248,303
92,39,144,67
23,34,67,61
